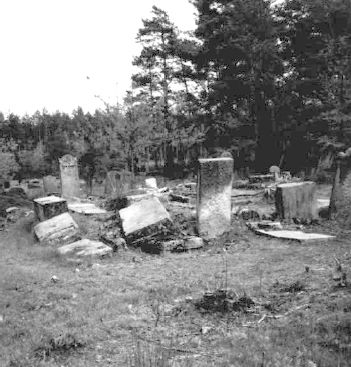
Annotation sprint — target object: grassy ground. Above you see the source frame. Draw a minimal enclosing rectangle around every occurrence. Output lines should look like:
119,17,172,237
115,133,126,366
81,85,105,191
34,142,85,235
0,211,351,366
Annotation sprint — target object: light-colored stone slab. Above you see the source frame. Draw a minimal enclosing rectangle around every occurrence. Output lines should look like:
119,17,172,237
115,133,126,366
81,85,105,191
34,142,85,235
57,239,112,257
34,212,79,244
254,229,335,242
67,202,107,215
145,177,157,189
59,154,80,199
119,197,172,241
197,157,233,239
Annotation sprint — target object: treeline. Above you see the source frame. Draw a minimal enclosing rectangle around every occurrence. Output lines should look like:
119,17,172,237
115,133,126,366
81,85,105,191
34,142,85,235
1,0,351,182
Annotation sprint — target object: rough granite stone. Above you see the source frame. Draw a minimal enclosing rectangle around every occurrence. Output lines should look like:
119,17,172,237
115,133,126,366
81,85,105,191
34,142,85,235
196,157,234,239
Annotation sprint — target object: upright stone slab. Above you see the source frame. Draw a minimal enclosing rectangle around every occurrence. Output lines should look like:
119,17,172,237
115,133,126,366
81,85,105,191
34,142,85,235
33,196,68,221
275,181,316,222
59,154,80,199
43,175,60,194
196,157,234,239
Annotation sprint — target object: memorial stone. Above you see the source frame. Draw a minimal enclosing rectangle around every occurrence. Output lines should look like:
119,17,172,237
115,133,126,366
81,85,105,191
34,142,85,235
59,154,80,199
196,157,234,239
43,175,60,195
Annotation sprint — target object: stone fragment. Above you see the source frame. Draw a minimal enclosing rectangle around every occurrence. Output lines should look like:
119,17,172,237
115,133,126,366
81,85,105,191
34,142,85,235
119,197,172,244
196,157,233,239
57,239,112,258
275,181,316,222
251,229,335,242
34,212,79,245
33,196,68,221
43,175,60,194
184,236,204,250
67,202,107,215
59,154,81,199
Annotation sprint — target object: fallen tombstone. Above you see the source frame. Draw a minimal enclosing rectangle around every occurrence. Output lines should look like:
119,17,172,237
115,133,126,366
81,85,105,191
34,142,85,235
34,212,80,245
67,202,107,215
247,222,335,243
141,236,204,254
275,181,317,222
119,197,173,245
57,239,112,258
249,174,274,184
197,157,234,239
33,196,68,221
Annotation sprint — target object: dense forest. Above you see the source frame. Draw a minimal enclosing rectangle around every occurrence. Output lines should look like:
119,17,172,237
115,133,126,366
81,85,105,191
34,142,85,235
1,0,351,183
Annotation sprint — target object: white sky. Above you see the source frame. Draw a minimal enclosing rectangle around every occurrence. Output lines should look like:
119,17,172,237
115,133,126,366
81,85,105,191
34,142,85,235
0,0,196,116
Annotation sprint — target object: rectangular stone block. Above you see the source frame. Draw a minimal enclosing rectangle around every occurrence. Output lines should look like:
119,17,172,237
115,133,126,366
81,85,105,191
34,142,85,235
196,158,233,239
275,181,316,222
34,212,79,245
57,239,112,258
33,196,68,221
119,197,172,244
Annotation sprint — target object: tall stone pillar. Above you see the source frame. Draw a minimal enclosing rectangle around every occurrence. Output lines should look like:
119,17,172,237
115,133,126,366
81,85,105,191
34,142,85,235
59,154,80,199
196,157,234,239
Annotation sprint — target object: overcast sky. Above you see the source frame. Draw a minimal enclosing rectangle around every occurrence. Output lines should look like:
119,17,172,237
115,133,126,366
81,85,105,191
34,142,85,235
0,0,196,116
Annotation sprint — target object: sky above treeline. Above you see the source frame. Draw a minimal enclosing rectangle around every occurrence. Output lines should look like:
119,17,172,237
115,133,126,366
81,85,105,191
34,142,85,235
0,0,196,116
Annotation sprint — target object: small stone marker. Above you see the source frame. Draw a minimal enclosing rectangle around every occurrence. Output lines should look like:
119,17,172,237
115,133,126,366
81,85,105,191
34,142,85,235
59,154,80,199
119,197,172,244
57,239,112,258
269,165,280,181
105,170,133,195
275,181,316,222
33,196,68,221
43,175,59,194
196,157,234,239
34,212,79,245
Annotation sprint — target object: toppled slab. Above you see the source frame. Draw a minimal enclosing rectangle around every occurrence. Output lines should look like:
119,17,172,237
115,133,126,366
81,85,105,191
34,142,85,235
68,202,107,215
119,197,173,244
34,212,79,245
33,196,68,221
141,236,204,254
247,222,335,242
57,239,112,258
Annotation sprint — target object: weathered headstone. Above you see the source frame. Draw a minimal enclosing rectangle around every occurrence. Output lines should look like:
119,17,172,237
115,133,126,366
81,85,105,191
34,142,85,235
57,239,112,258
59,154,80,199
269,165,280,181
275,181,316,222
196,157,234,239
43,175,60,195
33,196,68,221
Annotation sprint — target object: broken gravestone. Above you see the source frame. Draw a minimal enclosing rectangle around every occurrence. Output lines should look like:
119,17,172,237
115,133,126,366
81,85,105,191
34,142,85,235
119,197,172,245
33,196,68,221
196,157,234,239
275,181,316,222
34,212,79,245
59,154,80,199
43,175,60,195
57,239,112,258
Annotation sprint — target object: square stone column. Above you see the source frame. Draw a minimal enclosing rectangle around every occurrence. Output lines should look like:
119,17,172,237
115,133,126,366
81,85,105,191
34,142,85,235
196,157,234,239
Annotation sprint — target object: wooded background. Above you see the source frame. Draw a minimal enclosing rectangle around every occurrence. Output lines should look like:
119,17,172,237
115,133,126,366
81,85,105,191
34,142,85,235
1,0,350,183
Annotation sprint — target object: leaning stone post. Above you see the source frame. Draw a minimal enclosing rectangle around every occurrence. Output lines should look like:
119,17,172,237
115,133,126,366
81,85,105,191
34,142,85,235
196,157,234,239
59,154,80,199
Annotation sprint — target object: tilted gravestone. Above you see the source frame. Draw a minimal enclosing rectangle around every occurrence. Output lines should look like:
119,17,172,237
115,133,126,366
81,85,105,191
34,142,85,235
59,154,80,199
196,157,234,239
